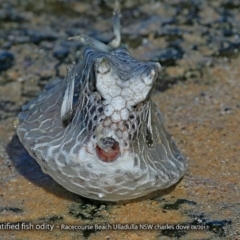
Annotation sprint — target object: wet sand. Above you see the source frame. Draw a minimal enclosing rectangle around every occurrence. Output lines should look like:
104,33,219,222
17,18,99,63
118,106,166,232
0,1,239,239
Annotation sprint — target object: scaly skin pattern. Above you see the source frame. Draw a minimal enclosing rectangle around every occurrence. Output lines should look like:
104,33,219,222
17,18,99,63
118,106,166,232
16,46,186,201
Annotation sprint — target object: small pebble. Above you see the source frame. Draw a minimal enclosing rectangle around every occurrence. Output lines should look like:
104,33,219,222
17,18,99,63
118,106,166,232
0,50,14,72
53,46,69,60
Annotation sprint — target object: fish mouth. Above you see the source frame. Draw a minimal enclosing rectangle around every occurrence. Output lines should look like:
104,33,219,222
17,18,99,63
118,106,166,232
96,137,120,162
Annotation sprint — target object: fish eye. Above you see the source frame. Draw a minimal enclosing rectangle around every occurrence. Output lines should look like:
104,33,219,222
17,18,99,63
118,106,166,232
96,58,111,74
141,67,156,86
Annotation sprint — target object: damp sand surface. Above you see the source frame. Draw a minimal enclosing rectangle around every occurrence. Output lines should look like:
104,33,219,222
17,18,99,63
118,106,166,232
0,0,239,239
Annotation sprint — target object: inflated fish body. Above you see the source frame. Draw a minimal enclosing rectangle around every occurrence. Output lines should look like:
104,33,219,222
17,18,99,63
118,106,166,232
16,1,186,201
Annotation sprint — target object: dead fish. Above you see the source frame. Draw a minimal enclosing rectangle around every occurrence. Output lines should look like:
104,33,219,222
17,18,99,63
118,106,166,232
16,1,186,201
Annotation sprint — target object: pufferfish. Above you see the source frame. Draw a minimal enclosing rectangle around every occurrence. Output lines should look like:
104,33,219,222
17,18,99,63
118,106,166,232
16,1,186,201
